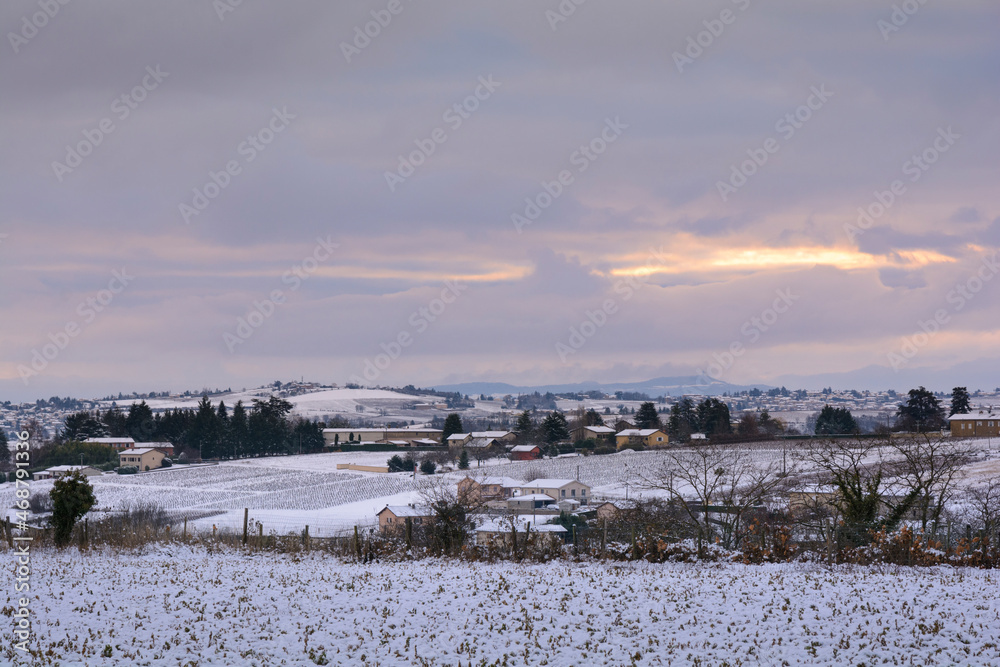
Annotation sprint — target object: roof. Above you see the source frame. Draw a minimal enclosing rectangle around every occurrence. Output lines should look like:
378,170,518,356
377,505,432,518
45,465,99,473
510,445,540,452
471,431,510,438
135,442,173,447
119,448,161,455
84,437,134,443
477,519,567,534
465,437,498,449
510,493,556,502
465,476,523,487
520,478,585,489
617,429,663,437
411,439,439,445
446,433,471,440
585,426,615,434
947,413,994,421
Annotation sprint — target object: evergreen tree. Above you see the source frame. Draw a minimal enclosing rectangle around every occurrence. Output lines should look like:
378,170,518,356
667,397,698,440
950,387,971,416
635,402,662,429
541,412,570,444
897,386,946,432
514,410,534,445
814,405,859,435
0,429,9,469
60,411,107,442
125,401,155,441
458,449,470,470
442,413,464,441
420,459,436,475
190,395,221,459
50,471,96,547
697,398,732,435
101,406,127,437
584,408,604,426
228,401,249,459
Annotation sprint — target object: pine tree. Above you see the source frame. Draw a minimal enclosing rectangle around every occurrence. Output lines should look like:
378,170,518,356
514,410,534,445
814,405,858,435
635,402,661,429
458,449,470,470
541,412,570,444
442,413,464,441
950,387,971,416
897,386,945,432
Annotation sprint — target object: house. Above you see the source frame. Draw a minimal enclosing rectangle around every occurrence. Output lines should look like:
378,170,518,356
572,425,616,444
323,428,443,447
948,412,1000,437
446,433,472,447
510,445,541,461
595,501,621,522
475,518,567,547
84,437,135,451
376,505,434,534
118,448,166,471
516,479,591,505
457,476,523,501
613,418,637,432
507,494,557,511
35,465,102,480
615,429,668,449
471,431,515,443
557,498,581,513
447,431,514,449
135,442,174,457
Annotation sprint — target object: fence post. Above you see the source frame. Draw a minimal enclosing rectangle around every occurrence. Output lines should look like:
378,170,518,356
601,521,607,560
242,508,249,546
405,518,412,549
183,518,187,541
354,525,361,560
84,518,88,547
4,518,11,549
258,523,263,549
304,525,309,551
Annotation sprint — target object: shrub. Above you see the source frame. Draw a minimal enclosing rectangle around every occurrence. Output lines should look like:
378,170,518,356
420,459,436,475
161,458,173,468
27,493,53,514
117,466,138,475
50,471,96,547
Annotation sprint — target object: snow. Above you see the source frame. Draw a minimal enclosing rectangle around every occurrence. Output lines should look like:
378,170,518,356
13,548,1000,665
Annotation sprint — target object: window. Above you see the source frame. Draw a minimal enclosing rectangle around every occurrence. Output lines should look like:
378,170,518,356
581,489,586,496
561,490,566,497
571,489,576,497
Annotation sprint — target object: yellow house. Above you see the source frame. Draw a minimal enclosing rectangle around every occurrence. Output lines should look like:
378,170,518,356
118,448,165,471
948,412,1000,437
615,429,668,449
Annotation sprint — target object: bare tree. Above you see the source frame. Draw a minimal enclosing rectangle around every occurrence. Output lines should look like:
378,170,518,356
418,478,486,555
639,442,788,553
888,434,972,534
965,480,1000,540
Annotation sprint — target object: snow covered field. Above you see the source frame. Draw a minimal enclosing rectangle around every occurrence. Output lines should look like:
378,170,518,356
10,547,1000,666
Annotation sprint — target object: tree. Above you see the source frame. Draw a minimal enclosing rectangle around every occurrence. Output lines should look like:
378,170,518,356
667,398,698,440
584,408,604,426
0,430,9,470
458,449,470,470
228,400,249,459
50,471,96,547
387,455,406,472
420,459,436,475
190,395,222,459
814,405,859,435
125,401,155,441
442,413,464,441
60,411,108,442
514,410,535,445
540,412,570,444
896,386,945,432
950,387,971,416
890,434,972,533
696,398,731,436
635,402,662,430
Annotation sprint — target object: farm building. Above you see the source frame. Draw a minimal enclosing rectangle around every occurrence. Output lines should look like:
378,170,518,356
475,519,567,547
34,465,103,480
84,437,135,451
510,445,541,460
506,494,557,511
323,428,443,447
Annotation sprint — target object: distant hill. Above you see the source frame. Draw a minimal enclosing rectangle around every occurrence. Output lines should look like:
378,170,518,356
432,376,772,398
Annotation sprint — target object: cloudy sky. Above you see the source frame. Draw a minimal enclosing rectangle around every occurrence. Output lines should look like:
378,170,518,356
2,0,998,401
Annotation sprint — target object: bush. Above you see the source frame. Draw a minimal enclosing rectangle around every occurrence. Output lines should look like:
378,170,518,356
27,493,52,514
117,466,138,475
50,471,96,547
99,462,117,472
420,459,436,475
161,458,172,468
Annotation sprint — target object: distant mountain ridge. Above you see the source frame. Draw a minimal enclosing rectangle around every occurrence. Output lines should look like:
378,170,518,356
432,376,773,398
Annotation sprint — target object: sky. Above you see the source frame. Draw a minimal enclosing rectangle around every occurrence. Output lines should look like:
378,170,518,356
1,0,999,402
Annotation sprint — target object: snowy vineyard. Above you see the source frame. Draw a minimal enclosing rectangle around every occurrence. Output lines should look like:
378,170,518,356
12,547,1000,666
